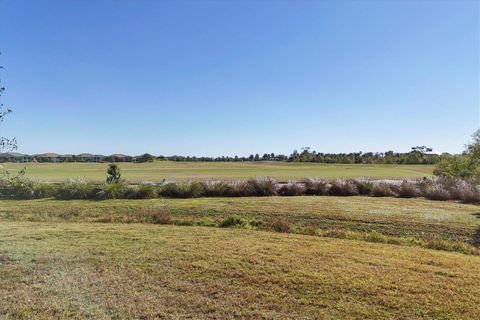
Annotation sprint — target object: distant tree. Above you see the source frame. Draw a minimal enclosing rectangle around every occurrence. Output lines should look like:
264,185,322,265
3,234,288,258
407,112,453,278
434,130,480,181
106,164,121,184
254,154,260,161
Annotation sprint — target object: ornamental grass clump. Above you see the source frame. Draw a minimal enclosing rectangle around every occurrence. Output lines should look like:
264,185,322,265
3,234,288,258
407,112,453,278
55,178,96,200
303,178,329,195
246,177,278,196
372,183,397,197
121,183,158,200
159,181,204,198
201,181,231,197
328,180,359,196
397,181,421,198
278,180,305,196
423,184,452,201
352,179,375,196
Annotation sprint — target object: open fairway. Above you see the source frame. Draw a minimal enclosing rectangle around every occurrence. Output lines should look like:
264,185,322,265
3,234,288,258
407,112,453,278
1,161,434,182
1,222,479,319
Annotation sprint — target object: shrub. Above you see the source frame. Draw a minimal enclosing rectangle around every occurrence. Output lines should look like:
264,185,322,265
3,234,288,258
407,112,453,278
201,181,231,197
4,179,35,199
328,180,359,196
0,170,49,199
278,180,305,196
397,181,420,198
159,181,204,198
372,183,397,197
271,219,292,233
246,177,278,196
303,178,329,195
219,215,246,228
423,184,451,201
55,178,96,200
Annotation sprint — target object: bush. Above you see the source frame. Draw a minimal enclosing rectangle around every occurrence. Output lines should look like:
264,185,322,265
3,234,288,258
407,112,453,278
219,215,246,228
55,178,96,200
372,183,397,197
201,181,231,197
423,184,451,201
328,180,359,196
3,179,36,199
303,178,329,195
0,170,55,199
246,177,278,196
159,181,204,198
278,180,305,196
397,181,420,198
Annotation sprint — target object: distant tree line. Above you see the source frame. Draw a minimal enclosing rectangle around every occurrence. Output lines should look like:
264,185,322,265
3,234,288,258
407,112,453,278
159,146,441,165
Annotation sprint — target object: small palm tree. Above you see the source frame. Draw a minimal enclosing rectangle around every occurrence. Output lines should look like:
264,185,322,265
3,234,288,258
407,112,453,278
106,164,121,184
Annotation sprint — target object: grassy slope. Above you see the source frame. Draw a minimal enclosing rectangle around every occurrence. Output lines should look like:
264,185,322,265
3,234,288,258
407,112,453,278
1,197,479,253
1,222,479,319
1,161,434,182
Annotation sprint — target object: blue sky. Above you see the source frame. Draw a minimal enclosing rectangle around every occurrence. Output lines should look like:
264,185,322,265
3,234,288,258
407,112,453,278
0,0,478,156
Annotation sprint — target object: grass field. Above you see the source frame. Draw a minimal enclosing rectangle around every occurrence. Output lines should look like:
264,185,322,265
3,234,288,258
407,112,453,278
2,196,479,253
1,222,479,319
1,161,434,182
2,196,479,318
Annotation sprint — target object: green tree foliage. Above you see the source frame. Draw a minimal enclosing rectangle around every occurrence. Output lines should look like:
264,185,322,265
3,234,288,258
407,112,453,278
106,164,121,184
434,130,480,181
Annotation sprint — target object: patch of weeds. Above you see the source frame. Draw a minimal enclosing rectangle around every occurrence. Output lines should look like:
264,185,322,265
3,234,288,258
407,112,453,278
271,219,292,233
151,211,172,224
219,215,247,228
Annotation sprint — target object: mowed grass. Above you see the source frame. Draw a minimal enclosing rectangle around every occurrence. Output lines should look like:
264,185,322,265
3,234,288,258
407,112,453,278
1,161,434,182
1,196,479,253
1,222,480,319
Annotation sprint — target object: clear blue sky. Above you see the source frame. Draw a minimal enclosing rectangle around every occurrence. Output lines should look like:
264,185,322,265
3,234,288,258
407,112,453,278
0,0,478,156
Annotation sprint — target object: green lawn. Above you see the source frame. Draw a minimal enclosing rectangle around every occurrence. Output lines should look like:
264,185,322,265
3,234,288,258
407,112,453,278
1,222,479,319
1,161,434,182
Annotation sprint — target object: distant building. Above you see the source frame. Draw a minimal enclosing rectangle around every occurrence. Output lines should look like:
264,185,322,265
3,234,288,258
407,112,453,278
0,152,138,163
33,153,62,163
107,154,133,162
77,153,105,162
59,154,74,162
0,152,33,163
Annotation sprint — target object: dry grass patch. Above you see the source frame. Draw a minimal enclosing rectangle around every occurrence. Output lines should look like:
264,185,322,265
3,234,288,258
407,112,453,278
0,222,479,319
